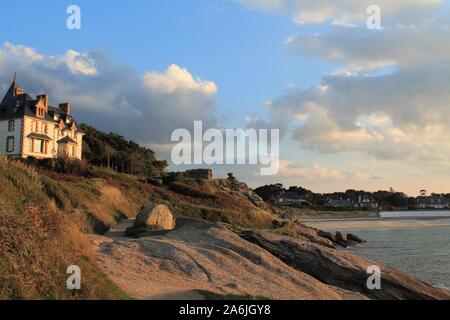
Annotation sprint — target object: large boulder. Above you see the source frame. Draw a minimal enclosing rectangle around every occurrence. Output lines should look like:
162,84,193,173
185,169,213,180
134,204,176,231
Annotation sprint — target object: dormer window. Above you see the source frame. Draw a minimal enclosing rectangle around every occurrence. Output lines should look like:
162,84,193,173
8,120,15,132
37,108,45,118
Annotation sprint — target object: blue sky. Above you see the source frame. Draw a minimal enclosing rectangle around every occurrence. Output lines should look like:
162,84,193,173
1,0,450,195
0,0,334,126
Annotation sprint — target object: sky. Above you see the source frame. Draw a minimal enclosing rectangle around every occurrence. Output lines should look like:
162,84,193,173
1,0,450,195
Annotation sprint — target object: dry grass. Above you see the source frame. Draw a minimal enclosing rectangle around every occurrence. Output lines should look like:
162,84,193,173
0,157,128,300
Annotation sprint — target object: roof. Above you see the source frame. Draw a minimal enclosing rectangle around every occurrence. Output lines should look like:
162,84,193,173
57,136,78,145
0,76,81,131
0,76,17,106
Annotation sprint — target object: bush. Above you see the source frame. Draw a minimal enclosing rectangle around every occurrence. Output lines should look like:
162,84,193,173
54,158,91,176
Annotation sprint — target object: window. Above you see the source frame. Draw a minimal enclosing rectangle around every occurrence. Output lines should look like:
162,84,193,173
8,120,15,132
31,121,39,132
31,139,46,154
6,136,15,153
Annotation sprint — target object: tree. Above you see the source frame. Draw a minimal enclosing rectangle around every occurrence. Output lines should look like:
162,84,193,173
79,124,168,177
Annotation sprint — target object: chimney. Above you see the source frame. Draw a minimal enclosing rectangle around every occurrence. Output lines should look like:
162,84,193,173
37,94,49,110
59,102,71,116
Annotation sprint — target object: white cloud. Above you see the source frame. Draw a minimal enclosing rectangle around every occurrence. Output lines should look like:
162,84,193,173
279,160,346,180
142,64,217,95
245,4,450,171
0,42,220,146
286,21,450,72
237,0,443,25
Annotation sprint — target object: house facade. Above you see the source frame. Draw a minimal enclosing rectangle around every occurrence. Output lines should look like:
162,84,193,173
0,75,83,160
415,195,450,209
327,198,355,209
358,194,379,209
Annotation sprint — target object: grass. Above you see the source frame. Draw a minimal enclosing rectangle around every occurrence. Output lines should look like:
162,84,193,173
0,157,131,300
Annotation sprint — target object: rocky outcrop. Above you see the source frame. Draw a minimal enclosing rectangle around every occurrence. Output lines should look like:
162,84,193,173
315,229,365,248
133,204,176,230
317,230,336,243
347,233,366,244
226,173,267,209
238,230,450,300
96,218,365,300
185,169,213,180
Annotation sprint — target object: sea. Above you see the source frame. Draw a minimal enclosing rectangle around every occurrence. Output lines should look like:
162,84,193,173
344,221,450,291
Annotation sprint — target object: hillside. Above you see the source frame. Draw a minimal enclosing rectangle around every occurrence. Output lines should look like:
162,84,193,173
0,157,274,299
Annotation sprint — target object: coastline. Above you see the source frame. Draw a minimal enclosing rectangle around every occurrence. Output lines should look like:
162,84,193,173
302,217,450,232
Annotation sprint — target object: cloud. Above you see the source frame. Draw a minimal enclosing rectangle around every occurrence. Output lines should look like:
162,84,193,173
280,161,385,181
246,5,450,169
142,64,217,95
237,0,443,25
0,42,220,150
263,65,450,164
286,20,450,72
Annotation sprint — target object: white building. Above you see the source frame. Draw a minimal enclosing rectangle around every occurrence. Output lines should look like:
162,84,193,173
0,75,84,160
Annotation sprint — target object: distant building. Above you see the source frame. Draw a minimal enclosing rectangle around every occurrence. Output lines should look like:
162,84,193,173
357,194,379,209
326,198,355,209
276,191,310,206
416,196,449,209
0,75,84,160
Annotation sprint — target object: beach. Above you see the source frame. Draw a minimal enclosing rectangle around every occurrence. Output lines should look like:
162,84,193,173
303,217,450,232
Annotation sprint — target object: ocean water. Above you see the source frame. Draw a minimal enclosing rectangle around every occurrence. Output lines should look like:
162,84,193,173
345,225,450,291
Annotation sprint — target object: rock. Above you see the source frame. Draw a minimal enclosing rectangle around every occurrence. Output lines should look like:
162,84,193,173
147,178,163,187
134,204,176,231
227,172,237,180
238,230,450,300
317,230,336,243
185,169,213,180
272,220,282,228
281,211,294,220
335,231,346,242
97,218,368,300
334,231,361,247
347,233,366,244
226,173,267,209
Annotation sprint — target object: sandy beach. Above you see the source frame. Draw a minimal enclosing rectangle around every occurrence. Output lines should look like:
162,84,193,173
302,218,450,232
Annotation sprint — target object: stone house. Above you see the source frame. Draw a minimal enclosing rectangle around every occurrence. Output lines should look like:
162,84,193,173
0,75,84,160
